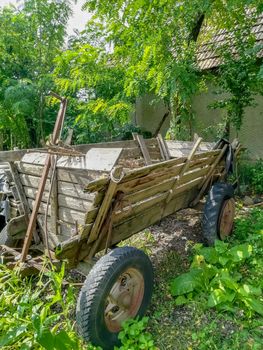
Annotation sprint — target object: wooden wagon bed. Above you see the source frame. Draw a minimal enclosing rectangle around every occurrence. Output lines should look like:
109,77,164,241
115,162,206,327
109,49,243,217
0,134,240,273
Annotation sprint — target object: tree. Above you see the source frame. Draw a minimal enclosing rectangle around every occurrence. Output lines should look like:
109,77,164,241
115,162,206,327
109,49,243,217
0,0,72,149
76,0,263,139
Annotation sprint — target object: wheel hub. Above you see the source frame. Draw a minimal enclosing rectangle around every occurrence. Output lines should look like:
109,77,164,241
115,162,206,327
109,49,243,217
104,268,144,332
218,198,235,240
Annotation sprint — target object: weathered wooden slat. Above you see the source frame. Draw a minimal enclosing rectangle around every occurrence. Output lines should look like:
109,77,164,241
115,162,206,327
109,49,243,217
97,189,198,253
36,215,60,248
9,162,31,217
157,134,170,160
20,173,51,189
117,155,216,196
86,167,123,244
20,174,96,201
28,199,51,216
123,172,205,206
55,224,93,260
117,162,185,194
37,214,79,239
58,207,86,225
24,186,49,202
113,176,204,225
58,181,97,200
16,162,107,184
58,194,95,212
133,133,152,165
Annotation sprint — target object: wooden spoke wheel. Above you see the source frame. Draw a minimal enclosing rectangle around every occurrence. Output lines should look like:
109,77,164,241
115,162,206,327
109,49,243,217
218,198,235,240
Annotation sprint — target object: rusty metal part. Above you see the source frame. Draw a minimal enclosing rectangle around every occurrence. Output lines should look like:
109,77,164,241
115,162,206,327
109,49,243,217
218,198,235,240
20,96,67,263
104,268,145,332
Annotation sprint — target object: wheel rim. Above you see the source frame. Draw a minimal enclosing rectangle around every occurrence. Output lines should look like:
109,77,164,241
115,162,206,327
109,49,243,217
218,198,235,240
104,268,145,333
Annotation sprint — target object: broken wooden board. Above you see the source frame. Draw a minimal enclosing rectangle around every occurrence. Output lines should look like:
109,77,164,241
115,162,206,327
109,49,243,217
21,148,123,172
166,140,215,158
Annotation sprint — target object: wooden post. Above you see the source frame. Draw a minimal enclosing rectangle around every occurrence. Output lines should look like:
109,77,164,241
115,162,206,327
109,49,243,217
191,144,228,206
165,137,202,204
157,134,170,160
86,166,123,244
132,133,152,165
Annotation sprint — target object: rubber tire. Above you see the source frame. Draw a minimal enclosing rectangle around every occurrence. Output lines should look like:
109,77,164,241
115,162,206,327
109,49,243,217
76,246,154,350
202,182,235,246
0,225,14,246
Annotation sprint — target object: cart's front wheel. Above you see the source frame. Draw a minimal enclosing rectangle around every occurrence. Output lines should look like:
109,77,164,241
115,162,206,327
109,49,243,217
202,182,235,245
76,246,154,349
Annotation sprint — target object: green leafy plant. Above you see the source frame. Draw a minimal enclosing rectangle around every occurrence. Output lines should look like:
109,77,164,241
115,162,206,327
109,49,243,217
116,317,156,350
0,263,85,349
238,160,263,194
170,209,263,316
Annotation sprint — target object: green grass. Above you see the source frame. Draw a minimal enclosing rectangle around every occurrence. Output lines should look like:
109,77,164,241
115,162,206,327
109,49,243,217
0,208,262,349
148,208,263,350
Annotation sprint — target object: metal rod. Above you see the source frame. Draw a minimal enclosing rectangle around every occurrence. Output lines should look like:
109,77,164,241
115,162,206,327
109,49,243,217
20,96,67,262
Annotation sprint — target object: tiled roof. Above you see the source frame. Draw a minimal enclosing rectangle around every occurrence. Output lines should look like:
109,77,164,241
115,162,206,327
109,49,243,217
197,13,263,70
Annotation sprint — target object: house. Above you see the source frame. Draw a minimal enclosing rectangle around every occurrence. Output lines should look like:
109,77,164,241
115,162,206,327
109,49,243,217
135,13,263,160
193,12,263,160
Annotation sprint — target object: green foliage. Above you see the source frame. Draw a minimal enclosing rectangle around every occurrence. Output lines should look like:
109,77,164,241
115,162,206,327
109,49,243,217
0,0,72,149
116,317,156,350
0,262,155,350
0,263,85,349
238,160,263,194
208,15,263,136
170,209,263,316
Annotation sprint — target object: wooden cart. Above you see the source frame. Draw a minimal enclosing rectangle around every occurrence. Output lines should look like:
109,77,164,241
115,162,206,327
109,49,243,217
0,123,240,349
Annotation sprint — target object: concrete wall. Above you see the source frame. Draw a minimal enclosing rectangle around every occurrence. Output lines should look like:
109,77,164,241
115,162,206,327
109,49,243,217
135,87,262,160
192,83,263,159
134,94,170,136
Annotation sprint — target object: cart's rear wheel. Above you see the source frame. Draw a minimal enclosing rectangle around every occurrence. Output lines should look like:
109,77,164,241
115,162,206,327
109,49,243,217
76,246,153,349
202,182,235,245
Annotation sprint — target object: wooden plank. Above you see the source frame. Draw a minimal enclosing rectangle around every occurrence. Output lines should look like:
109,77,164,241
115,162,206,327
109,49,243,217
133,133,152,165
123,171,206,205
28,199,51,216
6,215,27,239
117,155,215,196
55,224,93,260
157,134,170,160
96,189,198,253
117,162,185,194
37,215,60,248
58,181,98,201
87,167,123,244
16,162,107,184
165,137,203,204
191,144,228,206
113,177,203,224
9,162,31,217
21,148,122,171
38,214,78,239
20,174,97,201
24,186,49,202
58,194,95,212
58,207,86,225
120,157,187,184
20,173,51,189
84,148,122,171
